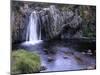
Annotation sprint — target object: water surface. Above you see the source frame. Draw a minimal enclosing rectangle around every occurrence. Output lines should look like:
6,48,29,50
13,39,96,72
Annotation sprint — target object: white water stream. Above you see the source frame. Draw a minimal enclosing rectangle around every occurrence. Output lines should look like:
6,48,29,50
22,11,42,45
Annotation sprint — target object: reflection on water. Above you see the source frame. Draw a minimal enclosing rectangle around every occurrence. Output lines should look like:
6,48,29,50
13,39,96,72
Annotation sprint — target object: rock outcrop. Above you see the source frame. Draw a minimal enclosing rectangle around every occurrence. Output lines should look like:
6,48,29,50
39,5,82,39
11,1,96,43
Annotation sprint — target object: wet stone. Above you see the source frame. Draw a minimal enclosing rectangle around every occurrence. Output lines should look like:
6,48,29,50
87,52,93,55
63,51,74,55
44,49,48,52
88,49,92,53
63,56,68,59
47,56,54,62
81,52,86,55
44,49,49,54
86,65,96,70
40,66,47,71
87,49,93,55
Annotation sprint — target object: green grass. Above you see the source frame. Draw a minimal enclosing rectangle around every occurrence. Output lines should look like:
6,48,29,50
11,49,41,74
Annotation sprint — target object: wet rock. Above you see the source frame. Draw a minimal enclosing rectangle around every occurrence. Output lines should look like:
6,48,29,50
12,1,96,43
87,52,93,55
64,51,74,55
88,49,91,52
44,49,48,54
74,55,83,63
40,66,47,71
63,56,68,59
86,65,96,70
82,50,93,55
47,56,54,62
12,2,83,42
81,52,86,55
44,48,48,51
87,49,93,55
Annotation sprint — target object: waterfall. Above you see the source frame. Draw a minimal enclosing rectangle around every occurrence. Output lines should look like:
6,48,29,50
22,5,82,46
29,11,38,41
23,11,42,45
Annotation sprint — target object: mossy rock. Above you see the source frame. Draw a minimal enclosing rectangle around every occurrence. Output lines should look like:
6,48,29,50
11,49,41,74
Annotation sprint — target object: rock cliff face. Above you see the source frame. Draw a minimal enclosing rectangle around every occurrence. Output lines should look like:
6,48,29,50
38,5,82,39
11,2,31,43
11,1,96,43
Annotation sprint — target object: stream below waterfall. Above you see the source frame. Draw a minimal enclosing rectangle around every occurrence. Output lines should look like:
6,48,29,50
13,39,96,72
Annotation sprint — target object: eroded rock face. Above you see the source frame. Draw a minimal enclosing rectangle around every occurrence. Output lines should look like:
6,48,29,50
38,5,82,40
11,1,96,43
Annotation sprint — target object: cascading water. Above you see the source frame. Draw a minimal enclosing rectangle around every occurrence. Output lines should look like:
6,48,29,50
22,5,82,45
22,11,42,45
29,11,38,41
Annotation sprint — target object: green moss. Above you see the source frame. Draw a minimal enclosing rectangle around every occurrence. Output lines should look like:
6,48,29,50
11,49,41,74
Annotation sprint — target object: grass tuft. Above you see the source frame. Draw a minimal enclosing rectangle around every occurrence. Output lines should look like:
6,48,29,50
11,49,41,74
